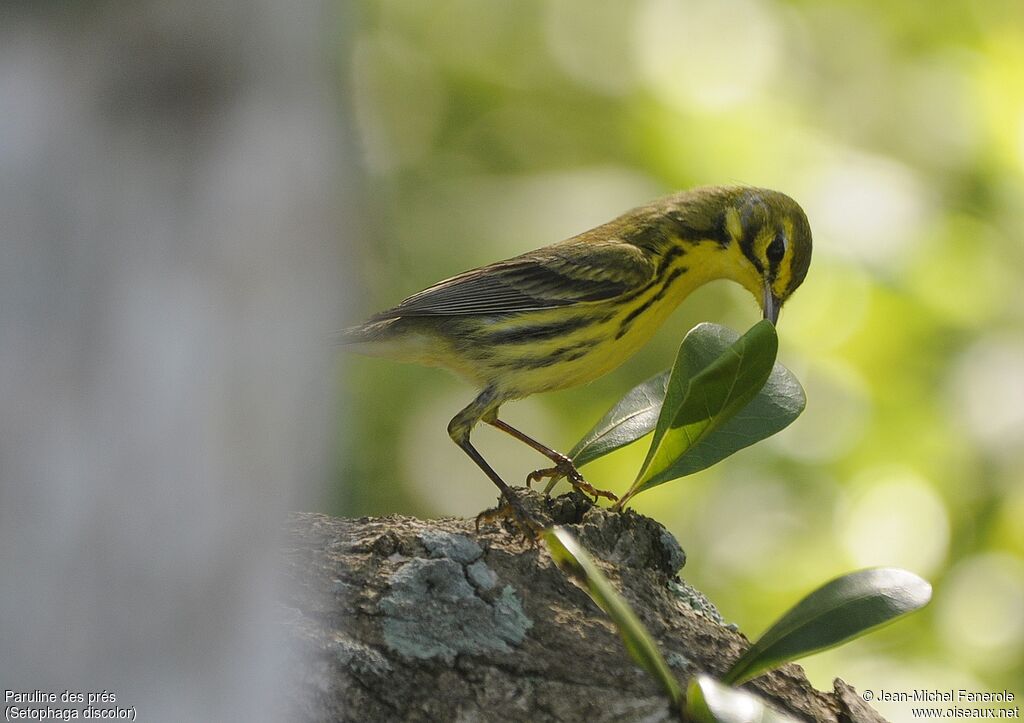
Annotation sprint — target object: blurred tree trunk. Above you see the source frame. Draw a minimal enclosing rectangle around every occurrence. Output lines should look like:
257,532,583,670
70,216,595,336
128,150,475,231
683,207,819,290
0,2,351,721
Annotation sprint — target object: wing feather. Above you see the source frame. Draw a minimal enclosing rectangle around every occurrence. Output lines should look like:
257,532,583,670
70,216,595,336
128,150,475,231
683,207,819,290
371,241,655,319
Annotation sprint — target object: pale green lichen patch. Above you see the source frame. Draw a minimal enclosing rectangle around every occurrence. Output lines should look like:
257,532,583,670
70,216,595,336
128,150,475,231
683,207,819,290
466,559,498,591
665,651,692,670
668,579,725,625
380,557,532,662
419,530,482,564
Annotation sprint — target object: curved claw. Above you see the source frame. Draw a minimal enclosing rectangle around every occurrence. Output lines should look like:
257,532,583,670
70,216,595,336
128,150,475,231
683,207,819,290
475,493,543,541
527,460,618,503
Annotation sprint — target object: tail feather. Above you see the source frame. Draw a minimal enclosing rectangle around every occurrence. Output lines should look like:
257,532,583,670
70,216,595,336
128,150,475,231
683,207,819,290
338,317,429,363
338,318,397,346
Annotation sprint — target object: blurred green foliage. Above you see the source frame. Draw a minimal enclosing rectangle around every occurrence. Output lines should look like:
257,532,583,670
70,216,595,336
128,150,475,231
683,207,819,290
335,1,1024,717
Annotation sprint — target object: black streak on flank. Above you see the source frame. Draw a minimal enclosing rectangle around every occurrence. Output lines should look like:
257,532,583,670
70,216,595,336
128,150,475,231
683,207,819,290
479,314,600,345
610,273,660,306
609,244,688,307
510,344,591,370
657,245,686,273
614,266,686,340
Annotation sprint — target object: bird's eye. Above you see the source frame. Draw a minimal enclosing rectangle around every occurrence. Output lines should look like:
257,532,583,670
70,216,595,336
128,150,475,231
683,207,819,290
766,233,786,266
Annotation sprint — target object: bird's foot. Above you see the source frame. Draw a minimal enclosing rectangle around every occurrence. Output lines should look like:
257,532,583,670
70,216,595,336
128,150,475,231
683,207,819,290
527,458,618,503
475,490,544,541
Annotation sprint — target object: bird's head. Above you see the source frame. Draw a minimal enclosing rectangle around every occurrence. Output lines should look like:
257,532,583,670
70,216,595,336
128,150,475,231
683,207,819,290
724,188,813,324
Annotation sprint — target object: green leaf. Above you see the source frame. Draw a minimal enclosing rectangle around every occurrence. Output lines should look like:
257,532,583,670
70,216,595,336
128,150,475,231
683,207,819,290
618,321,781,506
638,320,777,489
723,568,933,685
568,369,670,468
570,322,804,477
686,675,800,723
650,338,804,483
543,527,682,708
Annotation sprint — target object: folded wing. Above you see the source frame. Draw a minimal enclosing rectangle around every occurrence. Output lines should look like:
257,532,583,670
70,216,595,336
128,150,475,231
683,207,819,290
371,242,655,319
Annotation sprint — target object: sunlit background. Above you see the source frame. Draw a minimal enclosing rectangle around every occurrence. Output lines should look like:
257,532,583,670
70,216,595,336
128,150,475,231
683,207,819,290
337,1,1024,719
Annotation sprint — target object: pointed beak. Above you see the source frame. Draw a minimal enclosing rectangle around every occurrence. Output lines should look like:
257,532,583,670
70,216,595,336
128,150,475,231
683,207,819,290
763,282,781,325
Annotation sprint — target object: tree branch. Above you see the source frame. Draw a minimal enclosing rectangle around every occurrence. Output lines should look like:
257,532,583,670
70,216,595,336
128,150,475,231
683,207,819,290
279,492,886,722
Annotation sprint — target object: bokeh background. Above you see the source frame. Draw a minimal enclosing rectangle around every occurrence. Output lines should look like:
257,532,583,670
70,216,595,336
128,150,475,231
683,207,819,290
337,1,1024,719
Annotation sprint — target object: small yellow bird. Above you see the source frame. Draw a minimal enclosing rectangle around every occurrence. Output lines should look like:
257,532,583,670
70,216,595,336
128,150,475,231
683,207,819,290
343,186,812,528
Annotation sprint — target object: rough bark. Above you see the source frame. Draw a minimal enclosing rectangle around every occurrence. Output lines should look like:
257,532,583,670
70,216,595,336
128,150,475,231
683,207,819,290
279,491,886,722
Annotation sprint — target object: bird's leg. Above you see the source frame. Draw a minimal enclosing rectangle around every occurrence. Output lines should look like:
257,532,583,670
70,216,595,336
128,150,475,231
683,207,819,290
448,390,542,538
485,418,618,503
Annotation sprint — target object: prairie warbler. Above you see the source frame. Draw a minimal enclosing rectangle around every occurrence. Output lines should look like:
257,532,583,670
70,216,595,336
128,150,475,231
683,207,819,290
343,186,812,529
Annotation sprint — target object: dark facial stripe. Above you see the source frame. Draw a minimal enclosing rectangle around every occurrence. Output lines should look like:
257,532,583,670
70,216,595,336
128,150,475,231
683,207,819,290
739,232,763,275
615,266,686,340
766,231,785,279
737,197,766,274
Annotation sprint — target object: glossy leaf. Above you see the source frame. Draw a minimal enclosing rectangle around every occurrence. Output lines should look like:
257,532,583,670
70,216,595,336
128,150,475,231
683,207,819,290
636,320,777,490
651,341,804,483
570,323,804,488
568,369,670,468
617,321,781,506
686,675,800,723
723,568,932,685
543,527,682,708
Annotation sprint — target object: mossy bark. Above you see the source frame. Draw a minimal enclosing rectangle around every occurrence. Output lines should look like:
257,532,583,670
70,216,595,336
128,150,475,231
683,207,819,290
279,492,886,722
